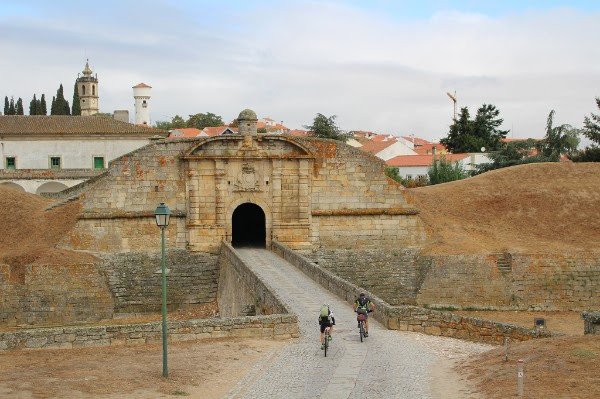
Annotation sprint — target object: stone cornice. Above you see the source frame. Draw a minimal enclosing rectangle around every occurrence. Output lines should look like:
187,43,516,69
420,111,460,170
312,207,419,216
78,209,187,220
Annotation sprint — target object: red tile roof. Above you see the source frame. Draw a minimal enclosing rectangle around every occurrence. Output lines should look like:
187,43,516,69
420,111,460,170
414,143,447,155
132,83,152,88
401,136,432,146
168,128,202,138
387,153,469,167
202,126,238,136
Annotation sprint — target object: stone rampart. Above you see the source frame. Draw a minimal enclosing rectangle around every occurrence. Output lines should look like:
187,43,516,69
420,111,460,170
0,263,113,328
300,246,421,305
0,314,299,350
273,241,555,344
99,250,218,314
416,252,600,311
218,242,290,317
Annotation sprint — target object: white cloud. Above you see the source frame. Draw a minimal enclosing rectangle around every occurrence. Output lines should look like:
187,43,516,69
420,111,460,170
0,2,598,141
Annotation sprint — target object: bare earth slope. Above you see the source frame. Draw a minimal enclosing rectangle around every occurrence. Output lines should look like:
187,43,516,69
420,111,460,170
410,163,600,254
461,335,600,399
0,186,94,266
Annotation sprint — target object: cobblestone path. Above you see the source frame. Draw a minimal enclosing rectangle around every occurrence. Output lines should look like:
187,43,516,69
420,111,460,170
225,248,489,399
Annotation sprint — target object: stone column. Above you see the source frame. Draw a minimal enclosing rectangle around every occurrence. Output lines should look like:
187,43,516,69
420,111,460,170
214,159,227,228
298,159,310,224
271,159,282,240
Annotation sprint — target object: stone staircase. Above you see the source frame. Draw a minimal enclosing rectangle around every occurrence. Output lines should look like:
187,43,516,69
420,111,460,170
495,252,513,273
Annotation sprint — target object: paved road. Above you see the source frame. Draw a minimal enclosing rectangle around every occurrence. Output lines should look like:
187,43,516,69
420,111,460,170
225,249,488,399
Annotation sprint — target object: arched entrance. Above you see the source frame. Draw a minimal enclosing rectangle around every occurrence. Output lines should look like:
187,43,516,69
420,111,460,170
36,181,69,195
231,203,266,248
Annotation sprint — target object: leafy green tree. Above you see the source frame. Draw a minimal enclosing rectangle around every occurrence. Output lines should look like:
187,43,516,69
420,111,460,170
186,112,223,129
50,96,56,115
475,139,544,174
427,156,467,185
441,104,508,153
385,166,402,183
304,113,347,141
3,96,8,115
29,94,39,115
72,81,81,115
538,110,580,160
257,127,267,134
154,115,186,130
40,94,47,115
571,97,600,162
583,97,600,144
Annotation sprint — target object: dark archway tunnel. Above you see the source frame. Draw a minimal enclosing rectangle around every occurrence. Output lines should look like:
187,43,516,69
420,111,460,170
231,203,266,248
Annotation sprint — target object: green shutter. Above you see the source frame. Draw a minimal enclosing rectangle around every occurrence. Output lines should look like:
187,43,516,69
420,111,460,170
94,157,104,169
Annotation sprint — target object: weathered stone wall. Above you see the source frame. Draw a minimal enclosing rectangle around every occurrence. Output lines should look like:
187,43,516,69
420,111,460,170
310,214,424,249
416,252,600,311
0,263,113,327
300,246,421,305
274,241,556,344
218,242,290,317
0,314,299,350
63,140,190,252
100,250,218,314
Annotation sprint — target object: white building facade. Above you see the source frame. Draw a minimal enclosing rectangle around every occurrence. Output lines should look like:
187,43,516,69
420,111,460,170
0,116,165,194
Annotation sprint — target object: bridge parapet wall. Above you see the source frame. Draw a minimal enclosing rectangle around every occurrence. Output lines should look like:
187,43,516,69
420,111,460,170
272,241,556,344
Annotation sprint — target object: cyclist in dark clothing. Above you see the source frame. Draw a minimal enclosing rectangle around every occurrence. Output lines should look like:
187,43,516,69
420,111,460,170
318,304,335,350
353,293,375,336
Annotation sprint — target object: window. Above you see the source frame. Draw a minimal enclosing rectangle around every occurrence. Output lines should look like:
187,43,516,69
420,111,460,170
142,100,147,108
406,174,413,180
82,85,86,95
50,156,61,170
93,156,105,169
92,85,95,96
5,157,16,170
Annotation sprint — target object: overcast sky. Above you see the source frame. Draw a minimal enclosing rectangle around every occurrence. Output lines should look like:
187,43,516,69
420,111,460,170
1,0,599,142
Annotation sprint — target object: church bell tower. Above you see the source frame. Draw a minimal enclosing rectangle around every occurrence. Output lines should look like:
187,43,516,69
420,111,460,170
76,59,99,116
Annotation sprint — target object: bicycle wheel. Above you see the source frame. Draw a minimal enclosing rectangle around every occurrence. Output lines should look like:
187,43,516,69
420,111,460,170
324,331,329,357
359,322,364,342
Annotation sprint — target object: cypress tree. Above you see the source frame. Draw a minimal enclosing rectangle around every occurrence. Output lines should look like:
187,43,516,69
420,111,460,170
63,99,71,115
72,81,81,115
9,97,16,115
51,84,68,115
51,96,56,115
3,96,8,115
29,94,38,115
40,94,47,115
16,98,24,115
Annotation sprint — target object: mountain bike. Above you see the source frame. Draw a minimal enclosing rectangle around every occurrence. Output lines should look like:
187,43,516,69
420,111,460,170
323,326,331,357
357,312,367,342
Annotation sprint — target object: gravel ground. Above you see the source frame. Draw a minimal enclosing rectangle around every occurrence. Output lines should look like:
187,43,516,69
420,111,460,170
226,249,490,399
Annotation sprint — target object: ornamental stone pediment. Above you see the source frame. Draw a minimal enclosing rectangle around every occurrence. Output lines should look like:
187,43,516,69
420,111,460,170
183,135,313,159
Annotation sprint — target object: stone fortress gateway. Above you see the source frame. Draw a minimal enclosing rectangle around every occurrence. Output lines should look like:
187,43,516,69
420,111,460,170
65,108,423,255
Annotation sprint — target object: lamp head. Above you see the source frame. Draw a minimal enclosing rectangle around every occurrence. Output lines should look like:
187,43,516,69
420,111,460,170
154,202,171,228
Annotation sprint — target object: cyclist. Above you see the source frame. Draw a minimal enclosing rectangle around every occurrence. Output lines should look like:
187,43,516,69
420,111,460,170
353,293,375,337
318,304,335,350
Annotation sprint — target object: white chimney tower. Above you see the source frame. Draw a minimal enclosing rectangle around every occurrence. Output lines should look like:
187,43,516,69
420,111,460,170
132,83,152,125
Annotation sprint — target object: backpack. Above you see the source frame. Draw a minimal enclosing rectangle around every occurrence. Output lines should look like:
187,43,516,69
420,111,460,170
319,305,330,318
